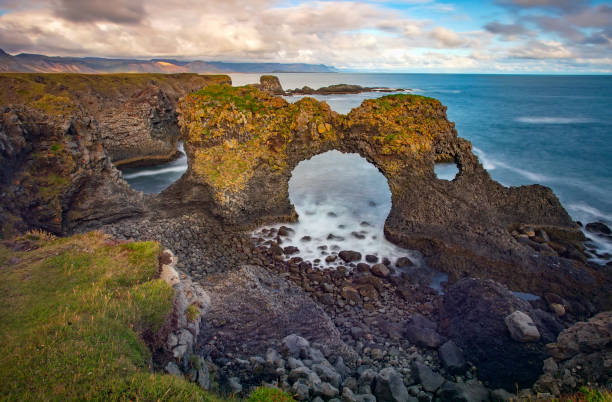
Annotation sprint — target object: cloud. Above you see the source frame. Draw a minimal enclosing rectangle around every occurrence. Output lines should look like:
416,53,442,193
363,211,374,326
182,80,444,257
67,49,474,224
53,0,146,24
429,26,466,47
509,40,572,59
484,21,531,37
496,0,589,12
0,0,609,72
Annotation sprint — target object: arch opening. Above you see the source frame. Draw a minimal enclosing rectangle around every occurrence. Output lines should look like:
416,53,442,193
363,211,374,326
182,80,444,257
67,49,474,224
252,150,447,291
434,162,459,181
119,143,188,194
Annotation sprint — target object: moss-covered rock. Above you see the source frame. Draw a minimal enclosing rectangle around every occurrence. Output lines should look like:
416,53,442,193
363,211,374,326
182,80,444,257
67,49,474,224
176,83,608,310
0,73,231,166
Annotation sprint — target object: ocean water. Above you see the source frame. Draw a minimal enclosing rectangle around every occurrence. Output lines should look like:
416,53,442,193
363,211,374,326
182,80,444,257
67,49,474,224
122,73,612,265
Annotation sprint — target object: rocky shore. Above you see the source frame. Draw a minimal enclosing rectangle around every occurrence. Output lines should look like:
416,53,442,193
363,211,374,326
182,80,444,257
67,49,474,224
1,73,610,400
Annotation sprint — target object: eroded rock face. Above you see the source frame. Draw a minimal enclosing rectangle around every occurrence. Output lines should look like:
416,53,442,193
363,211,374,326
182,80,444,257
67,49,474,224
196,265,356,363
176,83,609,308
0,106,144,235
0,73,230,236
0,73,231,167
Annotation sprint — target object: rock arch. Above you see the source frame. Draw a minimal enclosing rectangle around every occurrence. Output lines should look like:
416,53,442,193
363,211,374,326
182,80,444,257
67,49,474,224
174,84,607,308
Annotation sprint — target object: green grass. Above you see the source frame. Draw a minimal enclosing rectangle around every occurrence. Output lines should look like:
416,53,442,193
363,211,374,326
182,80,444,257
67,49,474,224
245,387,295,402
560,387,612,402
0,231,226,401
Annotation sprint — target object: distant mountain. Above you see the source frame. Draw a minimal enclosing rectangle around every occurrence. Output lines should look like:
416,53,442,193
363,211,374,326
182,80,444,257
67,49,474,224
0,49,337,74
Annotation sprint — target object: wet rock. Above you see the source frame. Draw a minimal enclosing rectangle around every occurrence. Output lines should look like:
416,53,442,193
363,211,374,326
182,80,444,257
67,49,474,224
301,236,312,242
339,250,362,262
356,263,371,273
365,255,378,263
328,234,345,241
326,255,338,263
585,222,611,236
395,257,414,268
413,362,444,393
371,263,390,278
283,246,300,255
360,221,371,227
505,311,541,342
438,381,489,402
374,367,411,402
438,340,466,374
351,232,366,240
278,226,294,236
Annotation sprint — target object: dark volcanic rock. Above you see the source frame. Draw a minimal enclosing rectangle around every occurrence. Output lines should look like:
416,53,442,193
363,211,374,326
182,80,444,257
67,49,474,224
177,84,609,310
439,278,563,391
438,381,489,402
533,311,612,395
0,106,144,235
403,313,443,348
585,221,611,236
339,250,362,263
198,265,355,362
438,340,467,374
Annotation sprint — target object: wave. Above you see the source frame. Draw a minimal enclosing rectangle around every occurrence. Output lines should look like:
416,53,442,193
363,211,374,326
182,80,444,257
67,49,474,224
122,165,186,179
567,203,612,224
516,116,594,124
473,147,549,181
472,148,612,202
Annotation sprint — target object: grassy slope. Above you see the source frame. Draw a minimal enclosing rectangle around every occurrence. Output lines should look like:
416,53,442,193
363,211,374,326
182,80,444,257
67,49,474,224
0,231,226,401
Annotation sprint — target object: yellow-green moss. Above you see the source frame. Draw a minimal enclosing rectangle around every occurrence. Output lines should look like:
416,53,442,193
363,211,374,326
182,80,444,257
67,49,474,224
348,94,447,174
180,85,338,201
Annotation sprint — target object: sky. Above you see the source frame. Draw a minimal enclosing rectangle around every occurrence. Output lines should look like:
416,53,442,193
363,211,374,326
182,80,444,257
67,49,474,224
0,0,611,73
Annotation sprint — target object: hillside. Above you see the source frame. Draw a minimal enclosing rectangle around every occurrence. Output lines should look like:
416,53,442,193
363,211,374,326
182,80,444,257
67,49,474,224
0,49,337,74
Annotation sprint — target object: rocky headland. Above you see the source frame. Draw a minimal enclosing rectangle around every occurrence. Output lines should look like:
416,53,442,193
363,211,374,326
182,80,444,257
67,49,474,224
1,73,610,401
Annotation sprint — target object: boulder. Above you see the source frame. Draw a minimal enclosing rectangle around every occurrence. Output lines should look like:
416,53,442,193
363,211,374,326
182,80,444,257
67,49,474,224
439,278,562,391
438,381,489,402
282,334,310,358
504,311,541,342
413,362,444,393
534,311,612,395
585,222,611,236
404,314,444,348
371,263,391,278
438,340,466,374
374,367,411,402
339,250,362,263
395,257,414,268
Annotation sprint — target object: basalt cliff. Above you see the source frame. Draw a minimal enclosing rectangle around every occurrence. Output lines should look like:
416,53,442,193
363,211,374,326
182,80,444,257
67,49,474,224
0,73,229,235
0,74,610,400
